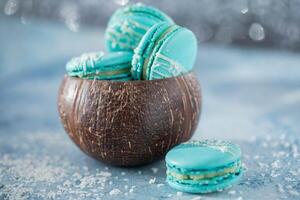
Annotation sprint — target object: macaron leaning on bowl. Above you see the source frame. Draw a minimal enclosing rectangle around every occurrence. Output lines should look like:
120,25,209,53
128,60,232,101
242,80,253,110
105,3,174,52
131,22,198,80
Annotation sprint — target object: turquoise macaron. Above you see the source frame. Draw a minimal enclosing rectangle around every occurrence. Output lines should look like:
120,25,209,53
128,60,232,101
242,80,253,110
105,3,173,52
66,51,133,81
165,140,243,193
131,22,198,80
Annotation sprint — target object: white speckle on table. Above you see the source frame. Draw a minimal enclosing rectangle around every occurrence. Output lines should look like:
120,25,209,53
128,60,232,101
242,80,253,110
47,191,56,199
291,144,299,158
73,172,82,179
129,186,136,193
138,170,142,175
271,160,281,169
190,197,202,200
261,142,268,148
284,177,294,182
109,188,121,196
286,185,293,189
289,190,299,196
83,166,88,171
151,168,158,174
121,171,126,175
270,170,279,178
228,190,236,195
156,183,164,188
63,180,72,187
97,171,111,177
257,162,269,168
149,177,156,184
176,192,183,196
289,170,298,176
277,184,285,193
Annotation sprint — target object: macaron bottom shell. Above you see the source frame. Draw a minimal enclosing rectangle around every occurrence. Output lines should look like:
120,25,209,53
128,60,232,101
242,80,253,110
166,170,243,194
66,51,133,81
72,64,132,80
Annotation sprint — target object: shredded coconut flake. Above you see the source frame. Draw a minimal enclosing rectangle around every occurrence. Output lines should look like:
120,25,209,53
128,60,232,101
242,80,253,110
149,178,156,184
109,188,121,196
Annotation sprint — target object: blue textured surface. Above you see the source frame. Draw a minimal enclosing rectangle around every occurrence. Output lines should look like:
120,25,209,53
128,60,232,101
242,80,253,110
1,17,300,199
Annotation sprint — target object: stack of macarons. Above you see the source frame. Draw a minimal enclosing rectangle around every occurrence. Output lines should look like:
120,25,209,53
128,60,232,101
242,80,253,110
66,3,197,81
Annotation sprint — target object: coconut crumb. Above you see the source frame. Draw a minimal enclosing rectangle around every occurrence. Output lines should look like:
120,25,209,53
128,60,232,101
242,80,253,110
149,178,156,184
176,192,183,196
109,188,121,196
151,168,158,174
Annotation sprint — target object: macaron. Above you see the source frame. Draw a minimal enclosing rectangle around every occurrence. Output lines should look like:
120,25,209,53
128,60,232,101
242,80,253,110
66,51,133,81
165,140,243,193
131,22,197,80
105,3,173,52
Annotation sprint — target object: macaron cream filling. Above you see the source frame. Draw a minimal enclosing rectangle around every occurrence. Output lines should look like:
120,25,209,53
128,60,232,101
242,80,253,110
167,161,242,181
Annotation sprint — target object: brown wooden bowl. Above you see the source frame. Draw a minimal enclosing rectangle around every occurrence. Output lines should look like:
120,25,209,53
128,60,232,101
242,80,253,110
57,73,201,166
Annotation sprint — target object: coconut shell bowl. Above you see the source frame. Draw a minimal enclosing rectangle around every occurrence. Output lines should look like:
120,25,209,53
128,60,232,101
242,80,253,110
57,73,201,166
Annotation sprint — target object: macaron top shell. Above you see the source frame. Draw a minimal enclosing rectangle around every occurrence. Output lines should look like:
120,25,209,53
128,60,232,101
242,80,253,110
105,3,173,52
111,3,173,23
66,51,133,78
166,140,242,170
